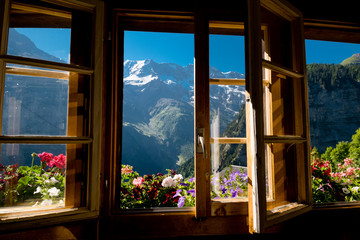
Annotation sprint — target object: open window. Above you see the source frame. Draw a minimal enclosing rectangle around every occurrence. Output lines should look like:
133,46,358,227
0,0,103,223
246,0,312,233
110,0,311,236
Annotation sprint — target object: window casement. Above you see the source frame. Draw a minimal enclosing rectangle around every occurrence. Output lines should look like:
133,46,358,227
246,0,312,233
304,18,360,208
0,0,103,228
108,0,311,236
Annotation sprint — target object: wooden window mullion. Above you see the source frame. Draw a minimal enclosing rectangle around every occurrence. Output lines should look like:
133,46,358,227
0,0,10,139
246,0,266,233
194,8,211,219
65,9,93,208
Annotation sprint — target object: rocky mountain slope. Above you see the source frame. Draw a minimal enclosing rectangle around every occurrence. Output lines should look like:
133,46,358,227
122,59,245,174
307,63,360,153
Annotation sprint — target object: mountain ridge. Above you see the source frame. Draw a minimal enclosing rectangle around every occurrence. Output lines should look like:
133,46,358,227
341,53,360,66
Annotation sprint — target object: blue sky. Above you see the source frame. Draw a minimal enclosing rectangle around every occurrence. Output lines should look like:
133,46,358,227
124,31,245,73
15,28,71,63
305,40,360,65
14,29,360,73
124,32,360,74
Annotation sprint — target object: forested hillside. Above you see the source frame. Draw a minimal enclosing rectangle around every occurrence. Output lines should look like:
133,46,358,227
307,63,360,153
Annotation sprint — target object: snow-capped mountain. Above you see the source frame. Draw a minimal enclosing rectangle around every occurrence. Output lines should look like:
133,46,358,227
122,59,246,174
123,59,245,106
124,59,245,87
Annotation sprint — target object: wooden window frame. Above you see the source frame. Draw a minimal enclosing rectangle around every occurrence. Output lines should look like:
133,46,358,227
304,19,360,210
107,1,313,237
246,0,312,234
0,0,104,231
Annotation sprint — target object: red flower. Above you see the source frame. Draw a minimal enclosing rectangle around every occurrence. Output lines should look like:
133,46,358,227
133,187,141,200
38,152,54,166
38,152,66,169
147,187,158,200
162,191,177,205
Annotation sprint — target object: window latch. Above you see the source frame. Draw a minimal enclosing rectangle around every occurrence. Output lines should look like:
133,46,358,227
196,128,207,159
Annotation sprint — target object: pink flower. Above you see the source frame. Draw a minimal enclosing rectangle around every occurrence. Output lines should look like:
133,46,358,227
344,158,354,166
121,165,133,175
53,154,66,169
338,163,343,170
132,177,144,187
331,172,346,182
346,167,356,176
38,152,54,166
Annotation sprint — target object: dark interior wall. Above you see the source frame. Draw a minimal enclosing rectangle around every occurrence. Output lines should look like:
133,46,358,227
289,0,360,23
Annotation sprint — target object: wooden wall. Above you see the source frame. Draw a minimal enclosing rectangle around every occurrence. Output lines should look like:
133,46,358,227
0,219,98,240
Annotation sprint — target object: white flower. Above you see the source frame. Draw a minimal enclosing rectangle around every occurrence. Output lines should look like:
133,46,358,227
342,187,350,194
48,187,60,197
40,199,53,206
49,177,58,184
173,174,183,182
353,186,359,193
34,186,42,194
161,176,176,188
32,201,39,207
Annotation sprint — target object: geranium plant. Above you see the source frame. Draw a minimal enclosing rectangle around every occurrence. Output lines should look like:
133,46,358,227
0,152,66,207
312,157,360,203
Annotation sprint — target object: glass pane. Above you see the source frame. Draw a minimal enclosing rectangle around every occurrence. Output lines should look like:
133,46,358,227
261,5,293,68
8,28,71,64
2,65,69,136
210,86,246,137
268,71,295,136
209,34,247,200
121,31,195,209
211,143,248,199
8,2,71,64
266,143,298,210
0,144,66,209
209,34,246,137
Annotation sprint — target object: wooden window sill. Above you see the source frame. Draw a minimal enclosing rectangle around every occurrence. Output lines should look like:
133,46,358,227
0,207,98,232
314,201,360,210
116,207,195,215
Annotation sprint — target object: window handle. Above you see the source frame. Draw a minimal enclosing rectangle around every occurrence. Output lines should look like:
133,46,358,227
196,128,207,159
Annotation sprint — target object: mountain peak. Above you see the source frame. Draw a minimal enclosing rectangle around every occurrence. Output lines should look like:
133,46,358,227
341,53,360,66
124,59,245,87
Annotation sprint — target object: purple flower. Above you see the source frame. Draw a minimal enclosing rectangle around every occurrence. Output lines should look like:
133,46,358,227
229,172,237,182
230,188,237,198
187,189,195,197
179,183,189,187
188,177,195,183
178,196,186,207
220,185,227,194
173,189,182,198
